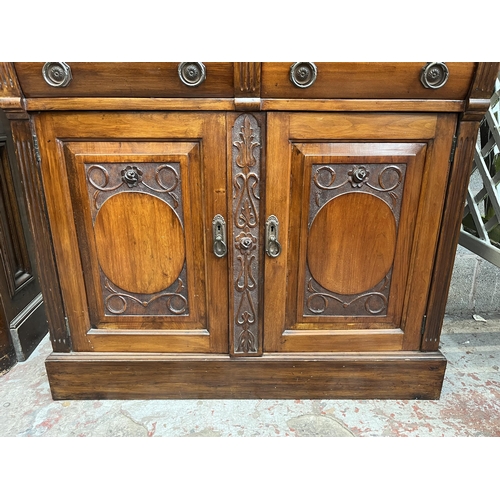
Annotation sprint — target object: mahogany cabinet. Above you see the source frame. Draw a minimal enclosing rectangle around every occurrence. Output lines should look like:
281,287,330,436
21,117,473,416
1,62,498,399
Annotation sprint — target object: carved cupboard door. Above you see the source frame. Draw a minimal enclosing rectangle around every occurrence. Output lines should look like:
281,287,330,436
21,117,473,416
264,112,457,352
33,112,228,353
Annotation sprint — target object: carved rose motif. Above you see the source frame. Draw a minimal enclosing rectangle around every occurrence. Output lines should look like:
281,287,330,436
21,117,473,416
348,166,369,188
235,231,257,253
121,165,143,188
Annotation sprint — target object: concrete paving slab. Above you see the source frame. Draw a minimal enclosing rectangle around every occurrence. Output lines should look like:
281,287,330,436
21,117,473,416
445,254,478,314
446,246,500,316
474,258,500,313
1,315,499,437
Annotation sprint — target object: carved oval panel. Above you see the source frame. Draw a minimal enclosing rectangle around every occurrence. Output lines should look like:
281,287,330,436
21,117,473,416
307,192,396,295
94,192,185,294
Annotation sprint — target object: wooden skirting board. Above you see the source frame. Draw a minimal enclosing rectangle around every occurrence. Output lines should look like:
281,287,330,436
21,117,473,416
45,351,447,400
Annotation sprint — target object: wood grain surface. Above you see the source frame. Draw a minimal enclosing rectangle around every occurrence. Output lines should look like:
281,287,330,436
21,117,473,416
46,350,447,400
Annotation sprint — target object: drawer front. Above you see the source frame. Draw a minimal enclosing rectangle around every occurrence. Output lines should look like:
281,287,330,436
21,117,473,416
262,62,476,100
14,62,234,98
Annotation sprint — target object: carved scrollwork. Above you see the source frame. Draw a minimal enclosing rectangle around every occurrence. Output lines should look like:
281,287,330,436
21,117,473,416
104,277,188,315
305,277,389,316
310,163,406,225
232,114,261,354
141,164,180,209
234,115,259,168
305,161,407,318
368,165,403,192
234,173,259,229
314,165,344,191
84,161,188,316
87,164,124,209
86,162,181,213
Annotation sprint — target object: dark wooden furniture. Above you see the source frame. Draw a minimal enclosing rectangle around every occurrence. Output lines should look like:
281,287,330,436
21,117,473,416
0,104,48,372
1,62,498,398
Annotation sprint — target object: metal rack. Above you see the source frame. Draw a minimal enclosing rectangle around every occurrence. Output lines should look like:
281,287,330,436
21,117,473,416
460,75,500,267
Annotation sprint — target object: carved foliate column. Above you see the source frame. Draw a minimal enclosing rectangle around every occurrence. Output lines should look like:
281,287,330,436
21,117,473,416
229,113,263,355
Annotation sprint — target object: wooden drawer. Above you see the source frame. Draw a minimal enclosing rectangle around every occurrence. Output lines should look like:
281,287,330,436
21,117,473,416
14,62,234,98
261,62,476,100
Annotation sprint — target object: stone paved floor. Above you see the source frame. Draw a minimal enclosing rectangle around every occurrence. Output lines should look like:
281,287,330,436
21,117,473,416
1,315,499,437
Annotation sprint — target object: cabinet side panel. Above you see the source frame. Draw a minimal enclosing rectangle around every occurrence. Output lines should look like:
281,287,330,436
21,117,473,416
422,121,478,350
10,119,70,352
401,114,457,350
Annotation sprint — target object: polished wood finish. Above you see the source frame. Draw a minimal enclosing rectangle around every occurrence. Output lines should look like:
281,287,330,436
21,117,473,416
0,108,49,362
0,138,32,296
1,61,498,399
263,114,456,353
33,112,228,353
94,192,186,295
14,62,235,98
0,63,22,112
261,99,465,112
228,113,265,356
234,63,261,97
24,97,237,112
262,62,476,100
45,350,447,400
9,118,70,352
24,98,465,113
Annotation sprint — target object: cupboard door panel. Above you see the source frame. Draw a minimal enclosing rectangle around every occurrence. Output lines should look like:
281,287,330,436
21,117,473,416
34,113,228,353
264,113,457,353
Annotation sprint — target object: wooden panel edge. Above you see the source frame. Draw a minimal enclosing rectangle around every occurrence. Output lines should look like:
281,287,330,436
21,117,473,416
23,98,470,113
9,119,71,352
262,99,465,112
422,121,479,350
25,98,237,111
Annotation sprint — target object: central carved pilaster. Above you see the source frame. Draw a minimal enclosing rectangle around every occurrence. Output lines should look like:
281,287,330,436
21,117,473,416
231,114,261,354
